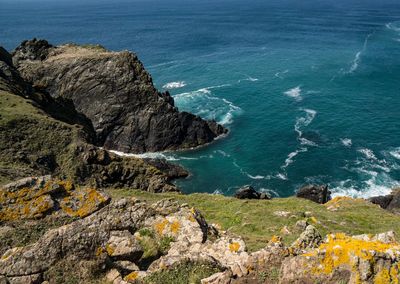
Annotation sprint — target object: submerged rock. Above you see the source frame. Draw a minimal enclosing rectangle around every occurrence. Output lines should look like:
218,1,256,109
12,39,227,153
234,185,271,200
296,184,331,204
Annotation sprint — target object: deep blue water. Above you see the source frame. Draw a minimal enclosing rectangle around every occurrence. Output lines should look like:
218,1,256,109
1,0,400,197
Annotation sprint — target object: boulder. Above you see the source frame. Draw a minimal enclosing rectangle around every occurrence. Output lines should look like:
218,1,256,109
234,185,271,200
296,184,331,204
0,176,110,221
369,189,400,213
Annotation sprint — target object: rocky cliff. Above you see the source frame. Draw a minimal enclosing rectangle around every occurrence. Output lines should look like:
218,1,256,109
12,39,226,153
0,42,188,191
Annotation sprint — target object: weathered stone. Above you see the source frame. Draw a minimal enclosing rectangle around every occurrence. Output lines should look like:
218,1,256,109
296,184,331,204
0,177,110,221
234,185,271,200
291,225,322,250
106,231,143,261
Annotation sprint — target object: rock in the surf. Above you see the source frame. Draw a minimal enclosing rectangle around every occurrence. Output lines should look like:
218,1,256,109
296,184,331,204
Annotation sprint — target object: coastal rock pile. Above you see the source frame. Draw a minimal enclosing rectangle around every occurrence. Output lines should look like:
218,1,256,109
296,184,331,204
234,185,271,200
369,189,400,213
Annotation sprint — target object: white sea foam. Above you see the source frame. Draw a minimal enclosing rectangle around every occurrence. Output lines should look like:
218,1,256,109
347,32,373,74
108,149,199,161
358,148,377,160
212,189,223,195
259,188,280,197
386,22,400,33
174,85,241,125
276,173,288,180
294,109,317,139
284,86,302,101
389,148,400,160
282,148,308,169
341,138,352,147
247,174,265,180
274,69,289,79
238,75,259,83
162,81,186,89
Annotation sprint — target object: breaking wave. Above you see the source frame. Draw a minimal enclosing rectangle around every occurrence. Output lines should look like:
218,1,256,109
330,146,400,198
341,138,352,147
284,86,302,101
162,81,186,89
174,85,242,125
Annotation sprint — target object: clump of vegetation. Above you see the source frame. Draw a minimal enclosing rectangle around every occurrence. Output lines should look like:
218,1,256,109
136,227,175,269
143,261,223,284
108,189,400,252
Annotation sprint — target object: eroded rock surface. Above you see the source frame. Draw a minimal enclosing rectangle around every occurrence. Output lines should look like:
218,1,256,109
0,176,110,221
296,184,331,204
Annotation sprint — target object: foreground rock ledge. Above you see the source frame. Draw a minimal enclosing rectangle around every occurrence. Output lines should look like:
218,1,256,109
1,194,400,284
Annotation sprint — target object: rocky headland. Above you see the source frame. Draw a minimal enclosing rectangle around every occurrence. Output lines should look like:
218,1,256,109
1,39,400,284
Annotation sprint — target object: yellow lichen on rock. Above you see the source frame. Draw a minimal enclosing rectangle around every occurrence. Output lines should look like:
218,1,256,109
124,271,139,281
60,188,109,218
229,242,241,253
154,218,169,235
305,233,400,276
170,220,181,234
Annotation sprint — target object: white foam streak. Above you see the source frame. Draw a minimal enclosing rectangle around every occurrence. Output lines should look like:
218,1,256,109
174,85,241,125
358,148,377,160
284,86,302,101
389,148,400,160
346,32,373,74
274,69,289,79
162,81,186,89
341,138,352,147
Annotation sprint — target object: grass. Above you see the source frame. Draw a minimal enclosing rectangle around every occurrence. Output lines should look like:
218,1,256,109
108,189,400,252
143,261,223,284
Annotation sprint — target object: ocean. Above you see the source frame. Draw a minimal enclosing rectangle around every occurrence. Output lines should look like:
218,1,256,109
1,0,400,198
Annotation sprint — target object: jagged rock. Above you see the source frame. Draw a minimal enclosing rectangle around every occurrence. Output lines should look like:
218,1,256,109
0,176,110,221
234,185,271,200
296,184,331,204
369,189,400,213
106,231,143,261
290,225,322,250
280,232,400,284
12,39,227,153
143,158,189,179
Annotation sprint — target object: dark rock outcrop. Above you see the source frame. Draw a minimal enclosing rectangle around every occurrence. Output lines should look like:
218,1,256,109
12,39,227,153
0,49,183,192
296,184,331,204
369,189,400,213
234,185,271,200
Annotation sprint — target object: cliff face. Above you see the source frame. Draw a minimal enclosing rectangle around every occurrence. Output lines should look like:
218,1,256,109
12,39,226,153
0,43,186,192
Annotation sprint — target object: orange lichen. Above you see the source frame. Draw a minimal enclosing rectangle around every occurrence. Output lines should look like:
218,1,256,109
105,244,115,256
154,219,169,235
374,268,391,284
60,188,108,218
95,247,104,257
304,233,400,275
170,220,181,234
229,242,241,253
124,271,139,281
187,214,196,223
270,235,281,243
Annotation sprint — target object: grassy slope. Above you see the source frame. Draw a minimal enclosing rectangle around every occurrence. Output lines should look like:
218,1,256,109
0,90,81,185
109,189,400,252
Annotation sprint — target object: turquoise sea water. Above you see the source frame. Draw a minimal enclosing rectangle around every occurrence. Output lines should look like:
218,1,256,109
1,0,400,197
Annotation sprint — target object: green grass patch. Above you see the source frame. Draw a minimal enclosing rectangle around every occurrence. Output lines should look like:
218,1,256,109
108,189,400,252
143,261,223,284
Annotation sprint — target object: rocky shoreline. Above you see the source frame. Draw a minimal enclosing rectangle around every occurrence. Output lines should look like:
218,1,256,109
1,39,400,283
